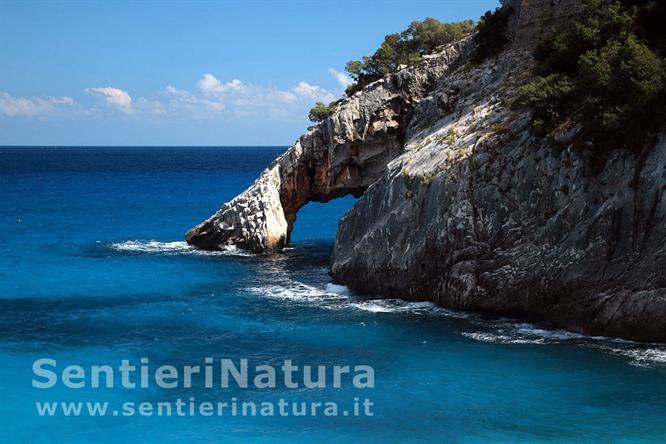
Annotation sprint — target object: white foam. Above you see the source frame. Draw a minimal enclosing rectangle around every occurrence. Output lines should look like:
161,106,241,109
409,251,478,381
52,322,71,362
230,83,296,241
110,240,254,257
350,299,440,314
461,321,600,347
247,281,471,318
488,321,631,344
349,300,399,313
462,322,666,366
325,283,353,295
590,345,666,367
111,240,189,253
244,281,666,367
461,332,546,345
246,281,349,304
217,244,255,257
512,323,589,341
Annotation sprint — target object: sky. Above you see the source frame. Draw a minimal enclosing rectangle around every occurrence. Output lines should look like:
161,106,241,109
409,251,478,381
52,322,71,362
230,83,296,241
0,0,500,146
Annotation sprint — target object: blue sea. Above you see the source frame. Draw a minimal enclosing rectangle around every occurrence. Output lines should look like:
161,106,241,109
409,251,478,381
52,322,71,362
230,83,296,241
1,146,666,443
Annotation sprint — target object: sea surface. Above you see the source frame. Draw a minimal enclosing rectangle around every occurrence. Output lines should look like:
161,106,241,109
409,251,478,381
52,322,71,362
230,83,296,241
1,146,666,443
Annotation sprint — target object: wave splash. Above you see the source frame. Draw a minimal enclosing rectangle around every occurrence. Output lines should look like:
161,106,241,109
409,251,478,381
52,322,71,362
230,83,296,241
109,240,254,257
461,321,666,367
247,279,666,367
246,282,349,304
247,280,469,317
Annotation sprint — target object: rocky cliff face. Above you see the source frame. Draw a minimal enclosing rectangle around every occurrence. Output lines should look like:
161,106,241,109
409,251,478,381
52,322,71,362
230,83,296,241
187,0,666,342
331,47,666,342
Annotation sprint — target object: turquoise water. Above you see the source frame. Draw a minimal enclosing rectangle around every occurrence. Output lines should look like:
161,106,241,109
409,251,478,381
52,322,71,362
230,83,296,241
1,146,666,443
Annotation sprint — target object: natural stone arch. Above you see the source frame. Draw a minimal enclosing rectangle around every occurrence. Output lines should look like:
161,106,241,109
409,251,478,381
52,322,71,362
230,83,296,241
185,40,469,252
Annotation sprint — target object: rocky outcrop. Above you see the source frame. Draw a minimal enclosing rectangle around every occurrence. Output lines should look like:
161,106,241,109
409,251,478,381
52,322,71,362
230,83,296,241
186,38,470,251
188,0,666,342
330,45,666,343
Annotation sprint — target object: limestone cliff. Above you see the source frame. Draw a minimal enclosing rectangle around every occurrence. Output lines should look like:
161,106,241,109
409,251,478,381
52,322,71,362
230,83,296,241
187,0,666,342
186,38,469,251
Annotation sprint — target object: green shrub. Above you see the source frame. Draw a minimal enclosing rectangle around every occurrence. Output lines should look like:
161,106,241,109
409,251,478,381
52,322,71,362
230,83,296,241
420,173,435,187
490,122,509,134
446,127,458,145
308,101,337,123
471,6,514,64
515,74,574,134
517,0,666,150
345,18,475,95
343,8,514,95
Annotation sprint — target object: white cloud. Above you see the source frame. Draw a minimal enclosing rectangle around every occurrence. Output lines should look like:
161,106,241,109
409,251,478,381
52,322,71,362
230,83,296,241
329,68,353,88
135,97,165,115
49,97,75,105
85,87,133,113
164,84,225,111
2,70,339,122
164,73,336,119
292,81,335,102
0,92,74,116
197,73,243,96
164,85,192,98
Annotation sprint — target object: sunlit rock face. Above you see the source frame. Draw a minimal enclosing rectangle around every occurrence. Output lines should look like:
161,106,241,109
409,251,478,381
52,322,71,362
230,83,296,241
188,0,666,342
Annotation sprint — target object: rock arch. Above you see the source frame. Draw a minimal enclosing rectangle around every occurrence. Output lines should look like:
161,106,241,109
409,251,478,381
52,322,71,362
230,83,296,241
185,40,469,252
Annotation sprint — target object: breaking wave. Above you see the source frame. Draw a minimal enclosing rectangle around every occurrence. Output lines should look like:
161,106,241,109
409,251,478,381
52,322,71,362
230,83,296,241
349,299,470,317
247,279,666,367
590,345,666,367
109,240,255,257
461,332,546,345
461,320,666,367
246,282,349,304
246,280,471,317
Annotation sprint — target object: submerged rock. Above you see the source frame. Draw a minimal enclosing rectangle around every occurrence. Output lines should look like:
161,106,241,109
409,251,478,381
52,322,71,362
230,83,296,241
187,0,666,342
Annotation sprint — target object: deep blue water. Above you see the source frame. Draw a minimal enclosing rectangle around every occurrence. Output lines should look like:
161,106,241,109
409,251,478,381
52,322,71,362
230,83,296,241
1,146,666,443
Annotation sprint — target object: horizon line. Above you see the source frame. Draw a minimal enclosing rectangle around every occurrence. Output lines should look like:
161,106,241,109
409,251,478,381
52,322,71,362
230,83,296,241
0,145,291,148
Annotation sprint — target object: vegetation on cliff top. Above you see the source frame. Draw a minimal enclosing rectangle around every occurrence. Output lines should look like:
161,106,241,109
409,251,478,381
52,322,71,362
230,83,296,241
343,7,514,96
343,18,475,96
517,0,666,151
308,101,338,123
308,7,514,122
471,6,514,64
307,17,475,122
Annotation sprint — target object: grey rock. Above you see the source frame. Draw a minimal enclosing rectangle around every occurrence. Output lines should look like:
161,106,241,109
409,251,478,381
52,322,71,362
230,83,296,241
187,0,666,342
